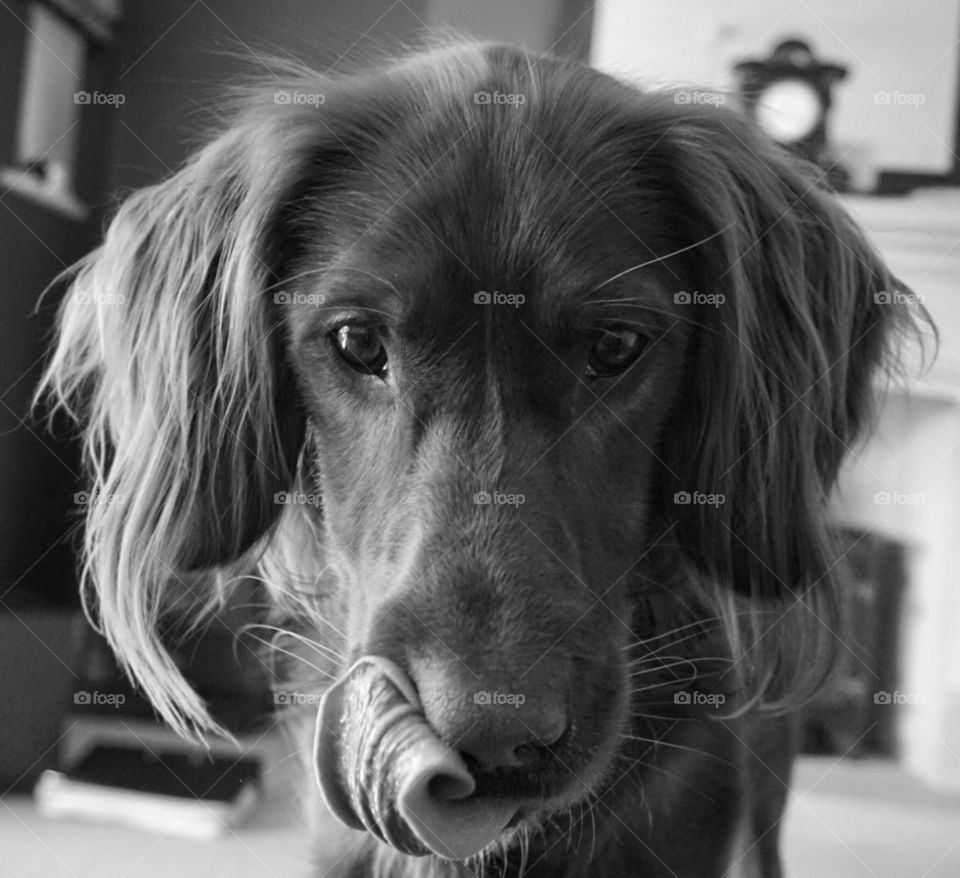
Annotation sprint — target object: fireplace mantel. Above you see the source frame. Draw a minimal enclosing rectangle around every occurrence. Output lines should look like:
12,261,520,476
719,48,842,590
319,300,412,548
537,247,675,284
844,191,960,400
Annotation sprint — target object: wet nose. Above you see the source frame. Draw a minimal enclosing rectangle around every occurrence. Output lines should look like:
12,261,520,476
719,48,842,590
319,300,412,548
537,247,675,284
409,657,567,773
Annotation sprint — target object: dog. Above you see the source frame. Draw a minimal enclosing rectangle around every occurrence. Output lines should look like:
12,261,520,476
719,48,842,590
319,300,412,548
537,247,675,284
38,41,929,877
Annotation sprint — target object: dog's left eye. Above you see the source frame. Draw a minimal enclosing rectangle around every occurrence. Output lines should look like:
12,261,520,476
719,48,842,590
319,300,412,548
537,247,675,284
586,327,645,378
331,324,388,376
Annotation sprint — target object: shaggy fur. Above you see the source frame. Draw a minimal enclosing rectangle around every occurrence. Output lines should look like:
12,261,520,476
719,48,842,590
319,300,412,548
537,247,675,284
38,42,929,878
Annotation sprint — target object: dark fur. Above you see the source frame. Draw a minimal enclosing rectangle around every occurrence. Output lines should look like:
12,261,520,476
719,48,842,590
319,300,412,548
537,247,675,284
39,43,928,878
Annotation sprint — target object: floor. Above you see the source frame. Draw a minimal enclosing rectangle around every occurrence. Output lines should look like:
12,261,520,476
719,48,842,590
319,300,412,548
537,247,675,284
3,756,960,877
783,757,960,878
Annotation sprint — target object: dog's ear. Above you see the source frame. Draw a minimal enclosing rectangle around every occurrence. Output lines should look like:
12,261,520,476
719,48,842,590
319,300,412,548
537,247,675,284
655,104,930,607
36,97,328,732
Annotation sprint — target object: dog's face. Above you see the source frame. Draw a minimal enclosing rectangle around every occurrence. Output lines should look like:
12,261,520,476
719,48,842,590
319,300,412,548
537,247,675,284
283,90,696,811
40,42,926,870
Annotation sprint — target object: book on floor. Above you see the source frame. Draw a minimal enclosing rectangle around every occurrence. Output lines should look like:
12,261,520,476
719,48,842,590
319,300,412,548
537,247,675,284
34,742,262,839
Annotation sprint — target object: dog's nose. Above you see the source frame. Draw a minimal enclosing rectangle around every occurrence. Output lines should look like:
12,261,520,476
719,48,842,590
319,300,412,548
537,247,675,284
410,658,567,773
455,712,565,773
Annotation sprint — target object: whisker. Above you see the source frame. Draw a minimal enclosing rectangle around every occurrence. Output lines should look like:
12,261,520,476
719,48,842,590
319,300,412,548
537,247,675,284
624,630,716,661
621,733,734,766
629,677,699,697
265,265,326,292
612,754,718,803
242,630,335,679
325,265,405,299
589,300,712,334
629,653,735,672
628,658,691,678
621,710,691,722
242,622,343,662
267,264,405,305
622,615,725,647
627,631,713,660
591,223,736,292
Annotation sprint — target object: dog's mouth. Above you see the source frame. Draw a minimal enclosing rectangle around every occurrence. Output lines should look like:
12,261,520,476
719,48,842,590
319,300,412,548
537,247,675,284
314,656,521,860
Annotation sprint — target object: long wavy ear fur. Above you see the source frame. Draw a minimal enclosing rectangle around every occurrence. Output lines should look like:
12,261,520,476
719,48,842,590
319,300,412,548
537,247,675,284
32,85,333,734
653,102,933,701
34,43,494,737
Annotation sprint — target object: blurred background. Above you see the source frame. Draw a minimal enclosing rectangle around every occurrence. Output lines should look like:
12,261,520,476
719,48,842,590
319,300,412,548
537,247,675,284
1,1,958,876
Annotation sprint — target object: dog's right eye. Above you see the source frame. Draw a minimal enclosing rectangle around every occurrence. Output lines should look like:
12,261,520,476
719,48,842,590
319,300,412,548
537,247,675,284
586,326,645,378
330,324,388,376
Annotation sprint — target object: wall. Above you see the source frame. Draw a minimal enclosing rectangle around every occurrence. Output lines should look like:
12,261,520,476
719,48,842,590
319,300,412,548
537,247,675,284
591,0,960,177
830,193,960,790
424,0,593,58
0,0,117,610
107,1,429,193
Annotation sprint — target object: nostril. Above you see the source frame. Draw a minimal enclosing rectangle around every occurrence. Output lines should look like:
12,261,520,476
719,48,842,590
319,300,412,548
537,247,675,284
460,745,544,775
511,740,553,767
527,712,568,750
457,719,568,774
509,718,568,764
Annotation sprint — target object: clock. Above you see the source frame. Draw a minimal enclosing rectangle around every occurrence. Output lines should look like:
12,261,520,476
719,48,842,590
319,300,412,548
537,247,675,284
755,78,822,143
734,39,847,182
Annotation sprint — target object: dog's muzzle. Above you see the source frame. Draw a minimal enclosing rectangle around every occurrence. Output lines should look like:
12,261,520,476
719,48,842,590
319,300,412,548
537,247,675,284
314,656,517,860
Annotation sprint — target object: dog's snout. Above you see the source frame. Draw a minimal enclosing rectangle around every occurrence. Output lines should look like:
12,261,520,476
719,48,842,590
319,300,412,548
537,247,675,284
410,658,568,775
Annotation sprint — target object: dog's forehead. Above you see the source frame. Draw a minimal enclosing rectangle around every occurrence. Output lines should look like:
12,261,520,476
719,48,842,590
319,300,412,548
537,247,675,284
308,60,679,330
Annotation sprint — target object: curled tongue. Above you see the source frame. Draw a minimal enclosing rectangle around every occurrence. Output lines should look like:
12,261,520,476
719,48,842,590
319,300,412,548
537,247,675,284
315,656,517,860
